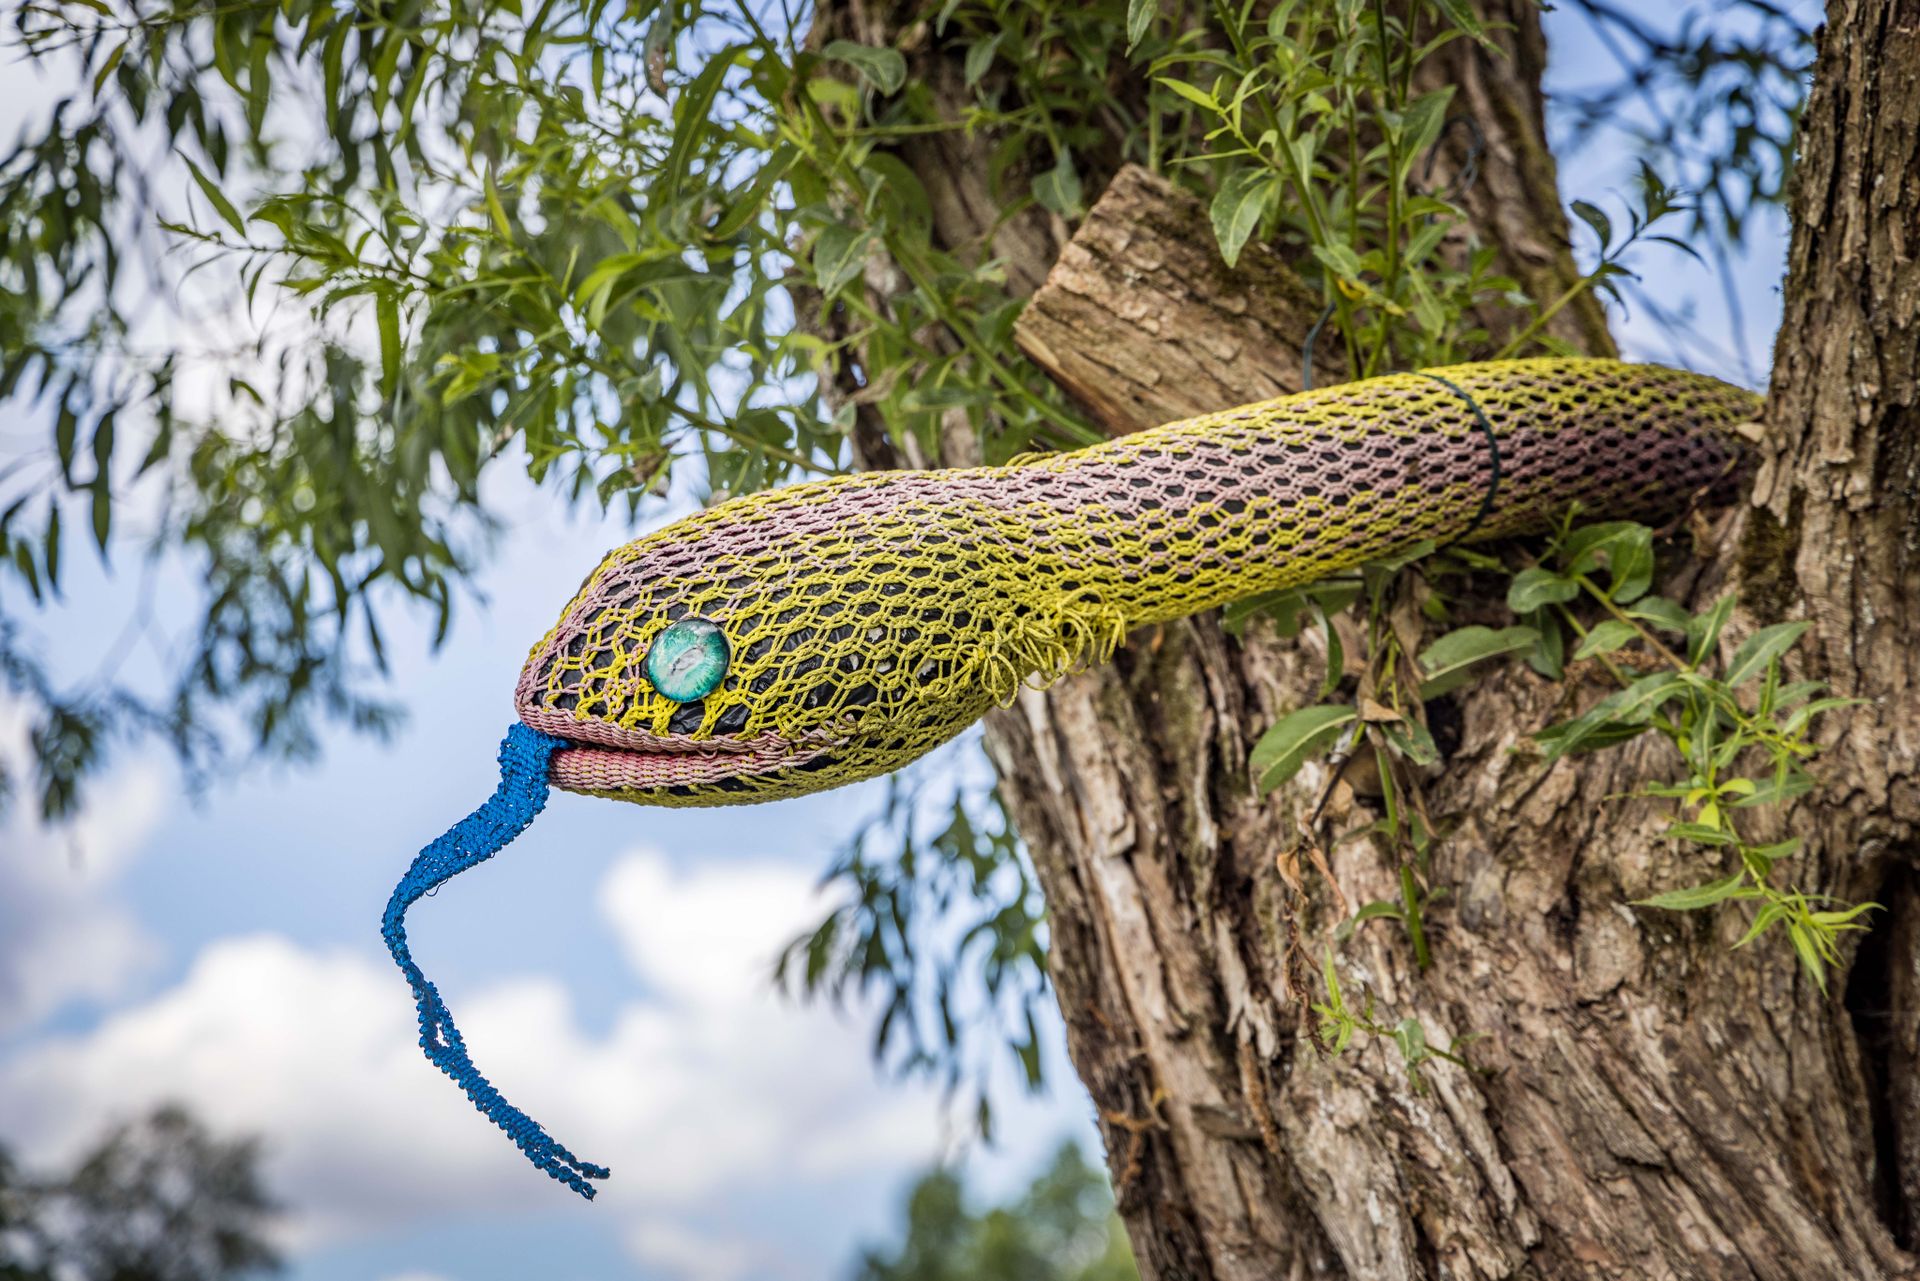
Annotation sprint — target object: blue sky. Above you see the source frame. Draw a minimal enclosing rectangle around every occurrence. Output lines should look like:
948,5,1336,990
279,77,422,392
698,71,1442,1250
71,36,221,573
0,3,1811,1279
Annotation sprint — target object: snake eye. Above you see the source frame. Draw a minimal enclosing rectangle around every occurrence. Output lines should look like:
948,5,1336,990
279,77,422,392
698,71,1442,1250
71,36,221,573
645,617,730,703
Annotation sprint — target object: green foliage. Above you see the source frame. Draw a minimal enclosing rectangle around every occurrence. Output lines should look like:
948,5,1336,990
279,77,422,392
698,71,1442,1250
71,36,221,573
1489,168,1695,363
0,0,1791,821
0,1104,280,1281
1253,513,1867,1026
1508,515,1871,992
1249,702,1357,790
0,1149,51,1281
850,1142,1136,1281
1554,0,1811,378
1313,946,1476,1090
4,0,854,816
1414,623,1536,698
1,0,1825,1137
1556,0,1809,246
1149,0,1515,376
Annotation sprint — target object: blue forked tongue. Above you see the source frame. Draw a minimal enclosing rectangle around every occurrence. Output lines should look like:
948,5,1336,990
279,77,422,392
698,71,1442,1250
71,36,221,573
380,722,610,1200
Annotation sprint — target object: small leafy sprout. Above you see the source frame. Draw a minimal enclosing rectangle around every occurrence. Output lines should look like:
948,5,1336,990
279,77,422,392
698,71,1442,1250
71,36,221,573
1312,949,1476,1092
1250,514,1867,1016
1491,166,1697,361
1510,518,1871,991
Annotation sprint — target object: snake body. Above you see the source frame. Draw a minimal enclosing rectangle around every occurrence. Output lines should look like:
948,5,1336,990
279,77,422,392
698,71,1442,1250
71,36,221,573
515,358,1757,806
389,357,1759,1198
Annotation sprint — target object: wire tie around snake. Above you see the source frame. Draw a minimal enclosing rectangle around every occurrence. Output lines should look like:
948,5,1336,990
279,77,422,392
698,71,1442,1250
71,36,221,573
1408,371,1504,548
1301,303,1337,393
1298,340,1503,548
380,722,610,1200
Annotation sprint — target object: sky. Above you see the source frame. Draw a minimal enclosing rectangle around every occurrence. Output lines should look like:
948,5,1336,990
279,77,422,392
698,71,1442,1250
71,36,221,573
0,2,1814,1279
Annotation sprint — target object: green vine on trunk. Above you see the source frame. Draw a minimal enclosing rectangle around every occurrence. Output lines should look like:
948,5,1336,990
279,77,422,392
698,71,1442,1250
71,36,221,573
1244,508,1867,1087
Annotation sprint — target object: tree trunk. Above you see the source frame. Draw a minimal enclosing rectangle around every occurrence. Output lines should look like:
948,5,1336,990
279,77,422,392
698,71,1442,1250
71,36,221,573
804,0,1920,1275
1749,0,1920,1256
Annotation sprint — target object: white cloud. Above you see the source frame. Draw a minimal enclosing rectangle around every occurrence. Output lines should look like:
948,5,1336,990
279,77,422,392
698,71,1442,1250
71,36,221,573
0,848,946,1275
0,704,166,1033
599,852,820,1007
625,1221,759,1281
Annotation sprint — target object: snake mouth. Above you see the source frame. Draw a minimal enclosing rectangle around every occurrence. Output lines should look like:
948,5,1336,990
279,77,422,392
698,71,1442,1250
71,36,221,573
546,736,831,795
516,687,843,797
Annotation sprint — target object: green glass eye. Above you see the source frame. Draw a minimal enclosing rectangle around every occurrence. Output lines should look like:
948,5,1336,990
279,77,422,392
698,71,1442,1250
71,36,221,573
645,618,730,703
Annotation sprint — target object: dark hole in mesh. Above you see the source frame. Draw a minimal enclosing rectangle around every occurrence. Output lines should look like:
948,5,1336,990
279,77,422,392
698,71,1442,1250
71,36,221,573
755,649,820,691
669,700,707,735
715,703,749,734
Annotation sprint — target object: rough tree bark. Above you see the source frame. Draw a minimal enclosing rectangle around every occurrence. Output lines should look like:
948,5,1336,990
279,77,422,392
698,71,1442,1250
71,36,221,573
1010,166,1339,428
804,0,1920,1275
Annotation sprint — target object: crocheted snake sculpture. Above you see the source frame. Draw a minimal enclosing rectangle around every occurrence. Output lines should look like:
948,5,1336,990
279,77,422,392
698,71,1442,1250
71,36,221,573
382,357,1759,1198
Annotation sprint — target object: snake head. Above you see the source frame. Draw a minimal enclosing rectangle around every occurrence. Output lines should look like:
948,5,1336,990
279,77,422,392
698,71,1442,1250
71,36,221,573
514,473,1052,806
